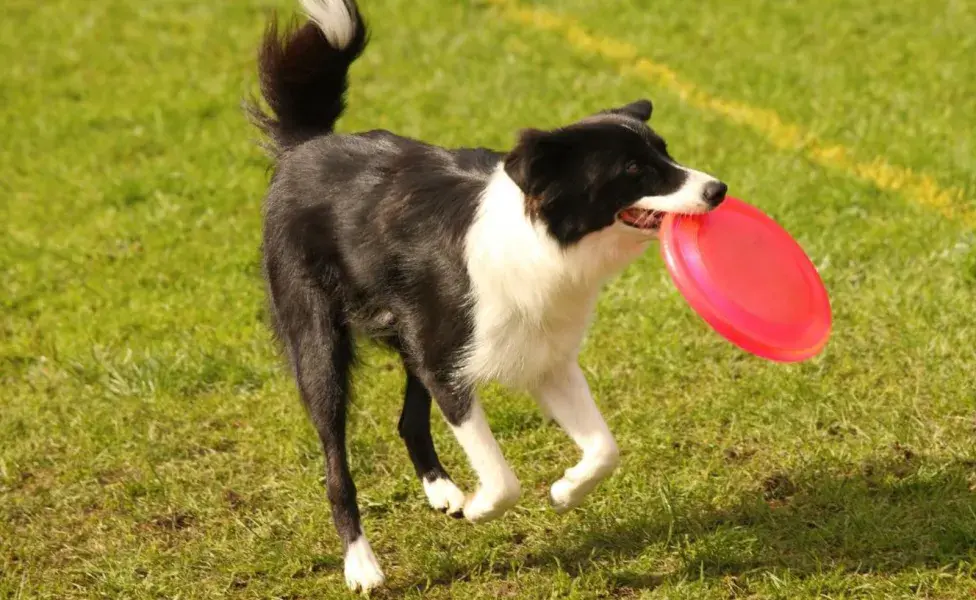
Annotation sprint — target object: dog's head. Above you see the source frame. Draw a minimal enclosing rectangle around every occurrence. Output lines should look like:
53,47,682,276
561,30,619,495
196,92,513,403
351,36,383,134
504,99,727,245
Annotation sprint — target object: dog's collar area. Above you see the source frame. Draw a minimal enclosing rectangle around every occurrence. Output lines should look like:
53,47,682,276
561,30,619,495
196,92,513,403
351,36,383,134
616,207,665,230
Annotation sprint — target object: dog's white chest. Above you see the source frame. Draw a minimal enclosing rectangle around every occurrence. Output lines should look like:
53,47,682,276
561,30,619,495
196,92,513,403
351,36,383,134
463,294,595,388
460,166,642,389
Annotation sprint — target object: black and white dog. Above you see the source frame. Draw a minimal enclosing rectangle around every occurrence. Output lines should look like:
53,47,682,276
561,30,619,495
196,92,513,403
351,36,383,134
250,0,726,591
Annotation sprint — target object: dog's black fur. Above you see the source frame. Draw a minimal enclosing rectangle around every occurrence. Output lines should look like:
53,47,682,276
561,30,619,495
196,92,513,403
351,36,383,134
248,0,724,579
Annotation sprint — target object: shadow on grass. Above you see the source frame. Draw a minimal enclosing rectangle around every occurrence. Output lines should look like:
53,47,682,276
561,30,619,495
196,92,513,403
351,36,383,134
405,455,976,593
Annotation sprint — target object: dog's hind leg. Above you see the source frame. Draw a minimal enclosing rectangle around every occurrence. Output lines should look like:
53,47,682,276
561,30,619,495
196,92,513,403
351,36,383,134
533,361,620,513
398,371,465,516
270,276,384,592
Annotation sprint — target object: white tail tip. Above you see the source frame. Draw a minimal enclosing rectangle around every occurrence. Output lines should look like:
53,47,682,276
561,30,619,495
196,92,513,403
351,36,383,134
299,0,357,49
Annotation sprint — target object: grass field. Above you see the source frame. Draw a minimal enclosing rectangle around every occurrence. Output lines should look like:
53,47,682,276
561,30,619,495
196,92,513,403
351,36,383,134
3,0,976,597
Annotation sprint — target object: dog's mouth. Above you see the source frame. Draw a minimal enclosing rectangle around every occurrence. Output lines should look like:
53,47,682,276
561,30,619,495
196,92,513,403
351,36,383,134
616,207,666,231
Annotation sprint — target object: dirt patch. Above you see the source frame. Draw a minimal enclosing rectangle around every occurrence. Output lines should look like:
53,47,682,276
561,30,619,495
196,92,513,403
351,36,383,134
224,489,245,510
724,446,757,463
95,467,138,486
891,442,916,462
761,473,797,501
493,581,520,598
144,511,196,531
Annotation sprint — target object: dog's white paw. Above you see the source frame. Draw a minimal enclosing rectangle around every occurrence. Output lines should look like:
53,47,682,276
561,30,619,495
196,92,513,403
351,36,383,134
423,476,466,515
550,475,598,513
550,449,619,513
344,536,385,593
462,479,521,523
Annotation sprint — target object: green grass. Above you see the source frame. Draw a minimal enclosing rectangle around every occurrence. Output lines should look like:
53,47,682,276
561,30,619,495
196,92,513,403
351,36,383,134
2,0,976,597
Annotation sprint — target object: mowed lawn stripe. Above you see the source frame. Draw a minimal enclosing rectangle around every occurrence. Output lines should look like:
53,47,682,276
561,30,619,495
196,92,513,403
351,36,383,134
486,0,974,229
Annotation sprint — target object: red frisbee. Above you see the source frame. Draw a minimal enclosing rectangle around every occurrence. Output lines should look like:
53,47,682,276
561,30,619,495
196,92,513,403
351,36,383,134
659,197,831,362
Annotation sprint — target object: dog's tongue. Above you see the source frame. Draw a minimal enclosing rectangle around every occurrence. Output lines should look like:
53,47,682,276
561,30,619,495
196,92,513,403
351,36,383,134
621,208,646,225
621,208,662,229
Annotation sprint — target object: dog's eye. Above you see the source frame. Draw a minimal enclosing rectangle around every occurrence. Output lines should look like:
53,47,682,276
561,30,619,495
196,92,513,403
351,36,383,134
625,162,641,176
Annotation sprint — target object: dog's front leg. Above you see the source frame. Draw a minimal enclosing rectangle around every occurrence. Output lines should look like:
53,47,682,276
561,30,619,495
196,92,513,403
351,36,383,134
534,362,620,513
439,394,521,523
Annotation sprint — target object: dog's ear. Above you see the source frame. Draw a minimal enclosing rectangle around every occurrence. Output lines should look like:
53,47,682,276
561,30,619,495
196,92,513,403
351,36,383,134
503,128,575,199
601,99,653,122
504,128,593,242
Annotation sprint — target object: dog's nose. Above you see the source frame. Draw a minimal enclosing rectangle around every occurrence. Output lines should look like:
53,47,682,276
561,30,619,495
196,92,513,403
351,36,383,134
703,181,728,208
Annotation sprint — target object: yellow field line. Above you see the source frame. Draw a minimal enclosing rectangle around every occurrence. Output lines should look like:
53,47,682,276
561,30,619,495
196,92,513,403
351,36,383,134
486,0,972,228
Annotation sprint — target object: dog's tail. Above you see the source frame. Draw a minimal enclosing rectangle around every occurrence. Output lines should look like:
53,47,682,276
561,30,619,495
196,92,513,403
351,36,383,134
248,0,367,154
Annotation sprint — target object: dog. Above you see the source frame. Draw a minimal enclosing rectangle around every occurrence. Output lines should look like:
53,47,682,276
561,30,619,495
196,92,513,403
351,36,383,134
249,0,727,591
